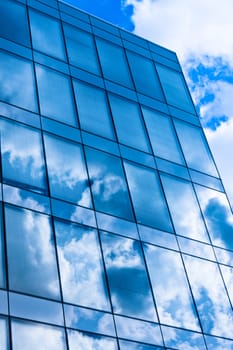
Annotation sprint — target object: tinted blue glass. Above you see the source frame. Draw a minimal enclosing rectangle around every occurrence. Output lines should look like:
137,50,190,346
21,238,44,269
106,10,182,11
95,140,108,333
174,119,218,176
162,325,206,349
142,107,185,164
0,119,47,193
101,231,157,320
36,65,77,126
29,9,66,60
124,161,173,232
44,133,92,207
0,51,38,112
119,340,161,350
74,81,115,139
0,0,30,46
156,65,195,114
63,24,100,75
96,37,133,88
109,94,151,153
54,219,110,310
11,319,67,350
143,244,200,330
85,147,133,220
126,51,164,101
0,317,9,350
68,329,118,350
5,205,60,299
0,207,5,289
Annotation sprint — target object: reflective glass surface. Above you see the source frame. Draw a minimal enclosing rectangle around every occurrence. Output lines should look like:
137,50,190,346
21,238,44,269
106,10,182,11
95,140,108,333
29,9,66,60
1,119,47,192
96,38,133,88
109,94,150,153
85,147,133,220
68,329,118,350
64,24,100,75
101,231,157,320
126,51,164,101
36,65,77,126
74,81,115,139
124,162,173,231
0,207,5,288
5,205,60,299
0,317,8,350
142,107,184,164
44,133,91,206
54,219,110,310
0,51,38,112
0,0,30,46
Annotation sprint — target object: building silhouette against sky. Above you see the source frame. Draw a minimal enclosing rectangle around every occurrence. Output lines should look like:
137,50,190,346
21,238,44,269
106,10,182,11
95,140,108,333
1,0,233,349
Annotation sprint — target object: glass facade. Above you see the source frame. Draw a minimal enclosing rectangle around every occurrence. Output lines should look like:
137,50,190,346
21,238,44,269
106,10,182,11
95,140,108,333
0,1,232,349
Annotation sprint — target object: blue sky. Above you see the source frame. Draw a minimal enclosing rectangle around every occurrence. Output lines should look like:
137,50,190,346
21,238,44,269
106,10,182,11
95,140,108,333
65,0,233,207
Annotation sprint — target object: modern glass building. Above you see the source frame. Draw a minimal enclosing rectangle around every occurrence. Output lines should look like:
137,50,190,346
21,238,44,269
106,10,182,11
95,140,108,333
1,0,233,349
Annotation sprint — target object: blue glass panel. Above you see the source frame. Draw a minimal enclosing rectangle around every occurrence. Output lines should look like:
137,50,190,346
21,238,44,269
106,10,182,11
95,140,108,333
74,81,115,139
119,340,161,350
0,119,47,193
124,161,173,232
142,107,184,164
178,236,216,261
174,119,218,176
101,231,157,321
63,24,100,75
205,335,233,349
44,133,92,207
29,9,66,60
85,147,133,220
68,329,118,350
195,185,233,250
9,292,64,325
11,319,67,350
162,325,206,349
143,244,200,330
36,64,77,126
0,317,9,350
0,0,30,46
161,174,209,242
156,65,195,114
54,219,110,310
64,304,115,335
184,255,233,337
5,205,60,299
109,94,151,153
0,51,38,112
96,38,133,88
115,315,162,346
0,291,8,315
126,51,164,101
0,206,5,289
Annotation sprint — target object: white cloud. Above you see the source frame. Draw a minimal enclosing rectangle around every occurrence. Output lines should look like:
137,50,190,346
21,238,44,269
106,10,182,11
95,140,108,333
123,0,233,206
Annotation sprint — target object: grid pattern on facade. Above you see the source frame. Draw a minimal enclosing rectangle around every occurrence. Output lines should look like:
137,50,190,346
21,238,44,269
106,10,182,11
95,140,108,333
1,0,233,349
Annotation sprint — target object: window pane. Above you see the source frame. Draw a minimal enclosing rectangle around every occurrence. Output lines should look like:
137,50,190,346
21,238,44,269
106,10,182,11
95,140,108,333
63,24,100,75
68,330,118,350
109,94,150,153
195,185,233,250
174,120,218,176
143,244,200,331
142,107,184,164
44,134,91,207
5,205,60,299
162,325,206,350
0,51,38,112
0,206,6,289
100,232,157,321
54,220,110,310
184,255,233,338
11,320,67,350
0,317,9,350
85,147,133,220
156,65,195,114
126,51,164,101
74,81,115,139
124,162,173,232
96,38,132,88
0,0,30,46
1,119,47,193
29,10,66,60
119,339,161,350
161,174,209,242
36,65,77,126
